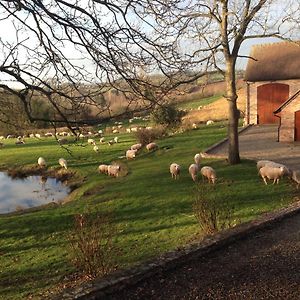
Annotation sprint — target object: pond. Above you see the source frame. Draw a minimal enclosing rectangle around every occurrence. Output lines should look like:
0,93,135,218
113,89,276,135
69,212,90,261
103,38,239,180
0,172,70,214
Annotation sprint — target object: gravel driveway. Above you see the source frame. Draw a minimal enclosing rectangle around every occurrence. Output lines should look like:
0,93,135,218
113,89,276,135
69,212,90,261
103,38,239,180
206,125,300,170
107,213,300,299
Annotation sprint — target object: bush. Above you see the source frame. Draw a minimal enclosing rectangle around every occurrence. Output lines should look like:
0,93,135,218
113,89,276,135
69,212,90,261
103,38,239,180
150,105,184,127
193,184,236,235
68,211,119,278
134,125,167,145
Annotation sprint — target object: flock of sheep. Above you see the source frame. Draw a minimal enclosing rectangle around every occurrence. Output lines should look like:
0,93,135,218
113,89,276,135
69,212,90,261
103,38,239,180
37,157,68,170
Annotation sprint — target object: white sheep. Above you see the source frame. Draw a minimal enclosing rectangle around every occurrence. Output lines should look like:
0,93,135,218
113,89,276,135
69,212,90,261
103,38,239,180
114,137,119,143
58,158,68,169
88,138,96,145
15,140,25,145
146,142,158,151
130,127,138,132
108,140,115,146
93,145,99,153
201,166,217,184
259,166,285,185
194,153,201,166
38,157,47,168
100,137,105,143
206,120,214,125
35,133,41,139
107,165,121,177
131,143,142,151
112,129,119,134
256,160,291,176
98,164,108,174
126,149,138,159
291,170,300,189
170,163,181,180
126,128,131,133
192,123,198,129
189,163,199,182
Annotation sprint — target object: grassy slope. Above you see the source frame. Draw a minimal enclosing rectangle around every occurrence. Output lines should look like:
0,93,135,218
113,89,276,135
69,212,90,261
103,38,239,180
0,123,296,299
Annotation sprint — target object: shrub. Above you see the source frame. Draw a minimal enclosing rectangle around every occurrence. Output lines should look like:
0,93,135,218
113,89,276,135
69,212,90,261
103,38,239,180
193,184,236,235
134,125,167,145
68,211,118,278
150,105,184,127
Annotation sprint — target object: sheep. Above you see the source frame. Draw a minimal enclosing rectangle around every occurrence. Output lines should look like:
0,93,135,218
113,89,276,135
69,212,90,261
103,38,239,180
192,123,198,129
194,153,201,166
258,166,285,185
112,129,119,134
126,149,138,160
201,166,217,184
100,137,105,143
58,138,68,145
256,160,291,176
114,136,119,143
170,163,181,180
58,158,68,169
131,143,142,151
98,130,103,134
38,157,47,168
93,145,99,153
108,140,115,146
206,120,214,125
291,170,300,189
126,128,131,133
15,140,25,145
189,163,199,182
98,164,108,174
88,138,96,145
107,165,121,177
0,136,4,140
130,127,138,132
146,142,158,151
35,133,41,139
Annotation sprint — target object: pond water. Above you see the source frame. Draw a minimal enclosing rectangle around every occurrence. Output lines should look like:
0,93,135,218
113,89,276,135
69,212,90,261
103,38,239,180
0,172,70,214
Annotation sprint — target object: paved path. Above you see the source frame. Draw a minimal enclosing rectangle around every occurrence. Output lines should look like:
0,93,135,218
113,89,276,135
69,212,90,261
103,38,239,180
108,213,300,299
207,125,300,170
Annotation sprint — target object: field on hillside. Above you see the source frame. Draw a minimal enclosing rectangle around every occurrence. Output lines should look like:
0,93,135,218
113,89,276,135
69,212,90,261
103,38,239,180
0,121,297,299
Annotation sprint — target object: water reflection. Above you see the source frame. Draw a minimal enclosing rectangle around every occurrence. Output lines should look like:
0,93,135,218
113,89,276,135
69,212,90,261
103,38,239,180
0,172,70,214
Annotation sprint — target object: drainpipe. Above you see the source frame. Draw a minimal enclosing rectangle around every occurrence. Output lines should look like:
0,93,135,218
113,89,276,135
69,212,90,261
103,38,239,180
246,82,250,124
274,114,281,142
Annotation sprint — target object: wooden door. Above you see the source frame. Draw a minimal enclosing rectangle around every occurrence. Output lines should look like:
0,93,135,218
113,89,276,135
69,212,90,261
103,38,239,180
295,111,300,141
257,83,289,124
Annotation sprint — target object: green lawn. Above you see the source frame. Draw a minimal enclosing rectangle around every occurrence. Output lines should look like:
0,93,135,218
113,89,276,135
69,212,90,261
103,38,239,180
0,123,296,299
176,94,222,110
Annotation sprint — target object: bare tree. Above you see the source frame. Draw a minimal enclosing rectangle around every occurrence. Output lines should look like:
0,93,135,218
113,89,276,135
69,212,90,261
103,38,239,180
134,0,298,164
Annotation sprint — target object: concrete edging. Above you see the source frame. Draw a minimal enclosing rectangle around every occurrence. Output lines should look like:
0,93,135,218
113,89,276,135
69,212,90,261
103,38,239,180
57,199,300,300
202,124,253,159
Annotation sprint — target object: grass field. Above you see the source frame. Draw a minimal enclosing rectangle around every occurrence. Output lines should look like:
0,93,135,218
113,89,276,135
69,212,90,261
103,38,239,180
0,122,297,299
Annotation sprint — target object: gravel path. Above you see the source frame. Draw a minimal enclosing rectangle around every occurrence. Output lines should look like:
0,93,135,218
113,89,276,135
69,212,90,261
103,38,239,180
107,213,300,299
207,125,300,170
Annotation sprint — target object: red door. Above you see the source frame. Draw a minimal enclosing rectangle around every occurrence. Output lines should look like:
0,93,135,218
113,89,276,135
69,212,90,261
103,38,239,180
295,111,300,141
257,83,289,124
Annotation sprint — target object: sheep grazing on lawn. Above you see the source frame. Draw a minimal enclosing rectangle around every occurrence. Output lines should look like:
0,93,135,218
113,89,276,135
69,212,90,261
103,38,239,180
291,170,300,189
38,157,47,168
100,137,105,143
258,166,285,185
256,160,291,176
201,166,217,184
93,145,99,153
114,136,119,143
88,138,96,145
170,163,181,180
194,153,201,166
98,164,108,174
131,143,142,151
15,140,25,145
146,142,158,151
58,158,68,169
126,149,138,160
206,120,214,125
189,163,199,182
107,165,121,177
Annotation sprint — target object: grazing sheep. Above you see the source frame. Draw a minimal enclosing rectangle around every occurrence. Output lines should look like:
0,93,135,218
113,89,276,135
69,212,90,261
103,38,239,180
258,166,285,185
58,158,68,169
194,153,201,166
126,128,131,133
15,140,25,145
98,129,103,134
112,129,119,134
192,123,198,129
93,145,99,153
114,137,119,143
201,166,217,184
130,127,138,132
35,133,41,139
206,120,214,125
38,157,47,168
170,163,181,180
126,149,138,159
291,170,300,189
98,164,108,174
100,137,105,143
256,160,291,176
108,140,115,146
146,142,158,151
189,163,199,182
0,136,4,140
131,143,142,151
107,165,121,177
88,138,96,145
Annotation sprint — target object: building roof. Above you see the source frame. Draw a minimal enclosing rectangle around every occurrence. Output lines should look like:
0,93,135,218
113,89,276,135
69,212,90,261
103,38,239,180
274,89,300,114
244,42,300,82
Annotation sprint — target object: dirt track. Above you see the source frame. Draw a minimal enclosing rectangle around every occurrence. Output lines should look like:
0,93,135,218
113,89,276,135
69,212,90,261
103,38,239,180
107,213,300,299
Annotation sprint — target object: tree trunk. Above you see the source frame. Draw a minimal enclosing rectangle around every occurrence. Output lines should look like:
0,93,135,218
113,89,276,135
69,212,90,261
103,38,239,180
225,60,241,165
